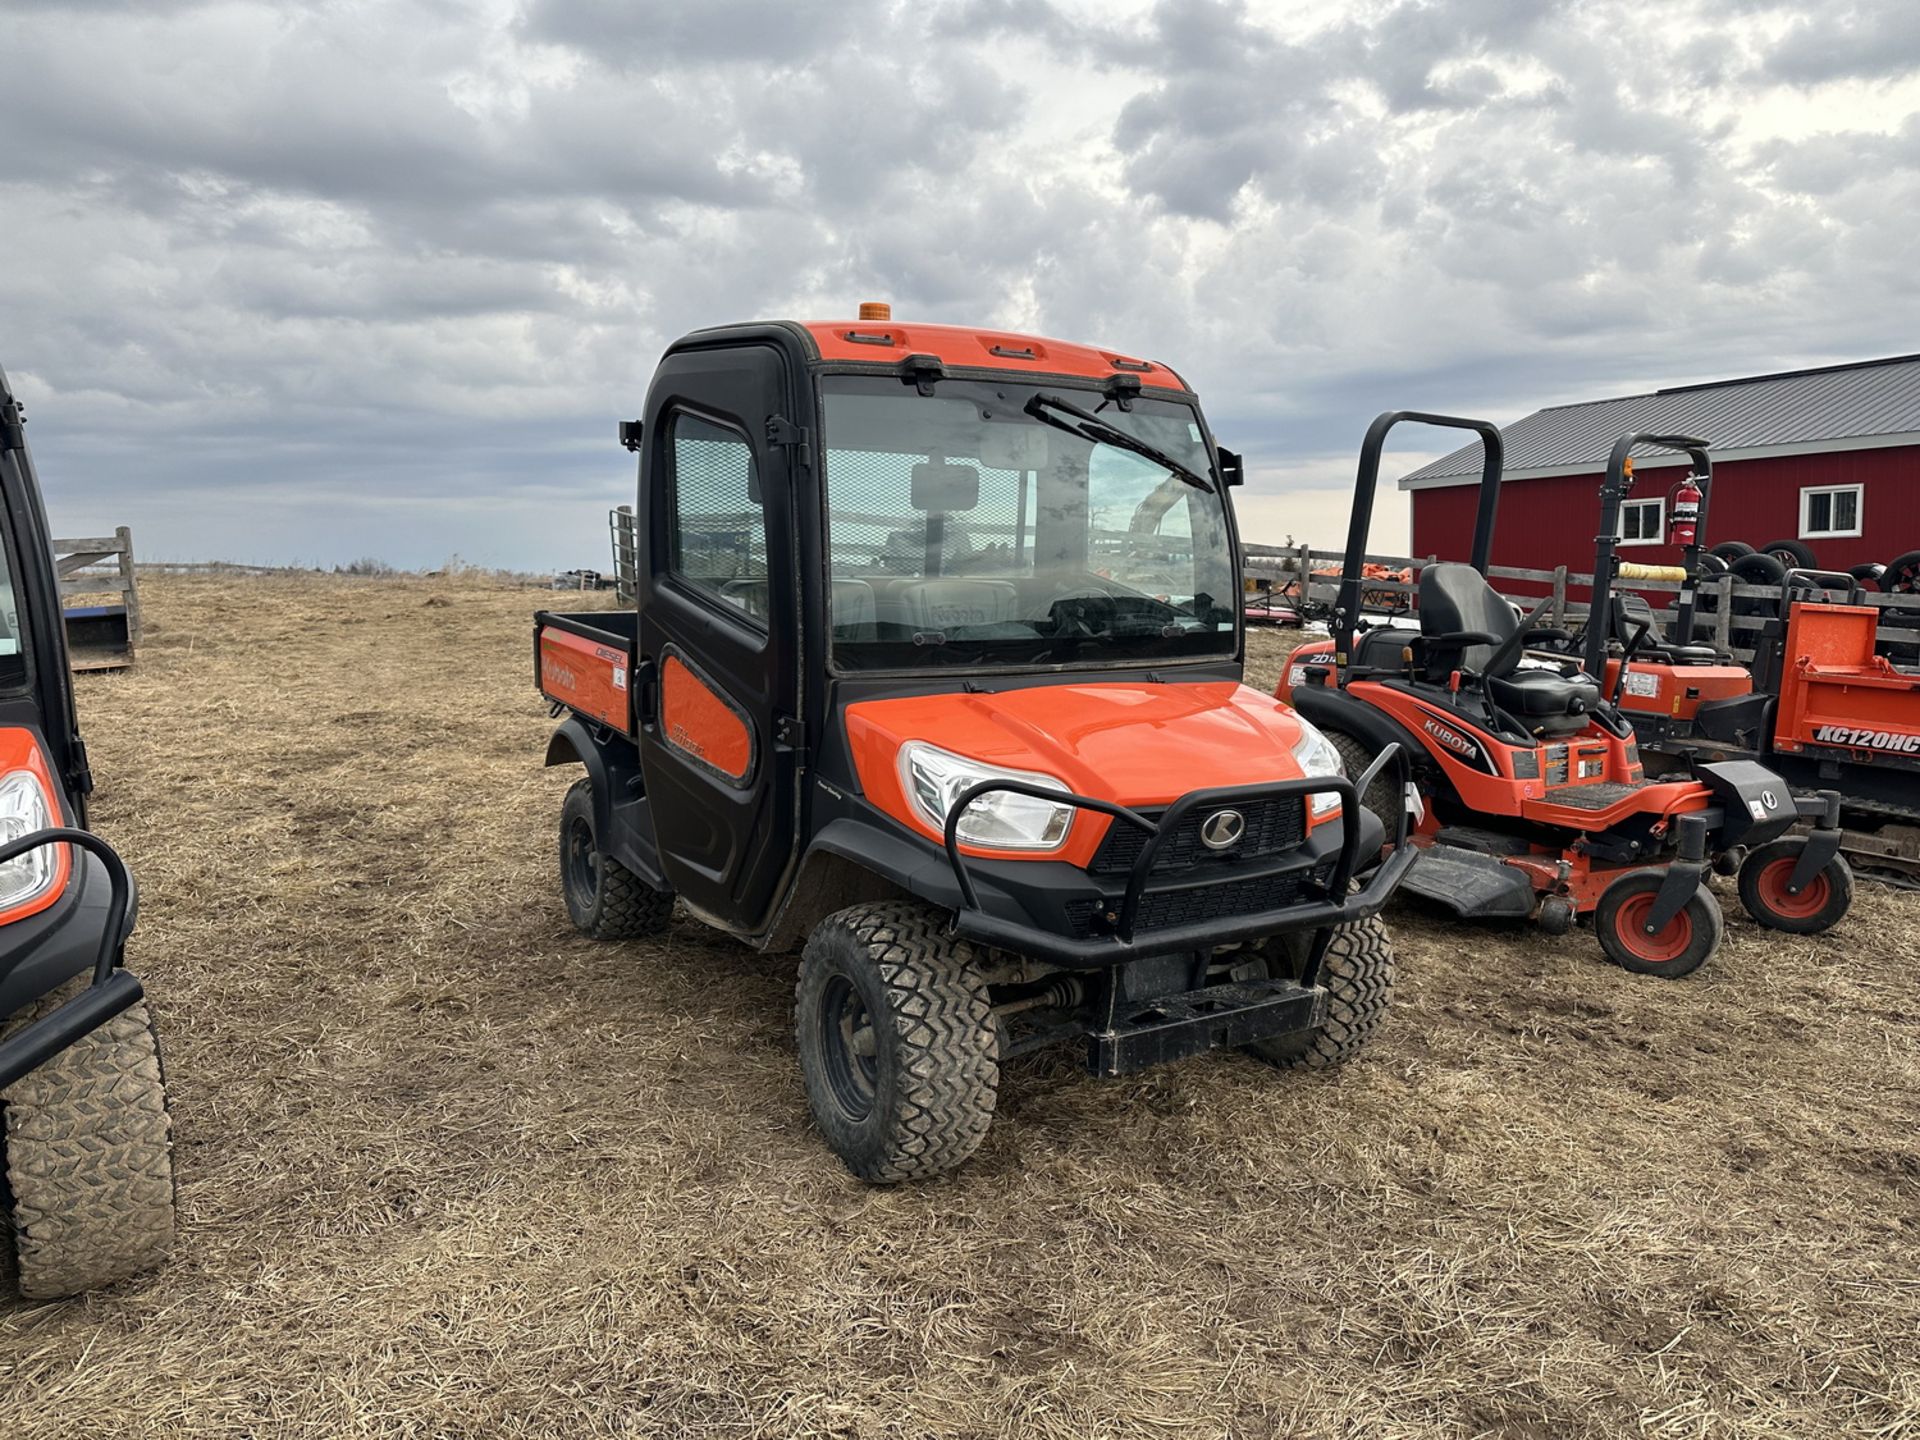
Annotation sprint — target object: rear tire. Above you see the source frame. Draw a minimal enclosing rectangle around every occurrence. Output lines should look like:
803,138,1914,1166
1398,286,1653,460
1244,914,1395,1069
1595,869,1721,977
559,777,673,939
1737,839,1853,935
794,902,1000,1183
2,983,175,1298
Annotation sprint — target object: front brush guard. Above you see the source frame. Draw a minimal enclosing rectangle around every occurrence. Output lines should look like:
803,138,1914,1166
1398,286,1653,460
0,829,142,1091
938,745,1412,967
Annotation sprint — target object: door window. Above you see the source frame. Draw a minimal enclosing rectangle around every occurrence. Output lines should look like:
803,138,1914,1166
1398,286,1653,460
665,412,769,623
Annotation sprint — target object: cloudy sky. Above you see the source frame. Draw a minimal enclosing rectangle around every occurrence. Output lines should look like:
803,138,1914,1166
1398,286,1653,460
3,0,1917,570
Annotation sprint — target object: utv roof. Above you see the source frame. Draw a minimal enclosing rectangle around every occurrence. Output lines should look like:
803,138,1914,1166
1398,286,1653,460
790,319,1191,393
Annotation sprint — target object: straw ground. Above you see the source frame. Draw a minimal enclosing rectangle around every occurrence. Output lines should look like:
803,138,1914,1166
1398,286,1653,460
1,573,1915,1438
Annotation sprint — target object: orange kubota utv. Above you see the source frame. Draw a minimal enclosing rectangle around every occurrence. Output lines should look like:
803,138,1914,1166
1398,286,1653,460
536,310,1415,1181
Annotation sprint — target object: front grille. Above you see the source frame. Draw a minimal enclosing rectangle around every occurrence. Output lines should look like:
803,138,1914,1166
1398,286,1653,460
1089,796,1308,876
1065,861,1332,938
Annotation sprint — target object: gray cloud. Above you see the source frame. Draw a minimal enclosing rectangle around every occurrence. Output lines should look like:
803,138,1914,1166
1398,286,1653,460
0,0,1914,568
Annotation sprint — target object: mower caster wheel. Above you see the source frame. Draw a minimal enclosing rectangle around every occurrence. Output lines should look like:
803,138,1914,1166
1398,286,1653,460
795,902,1000,1183
1712,847,1746,878
1737,839,1854,935
559,778,673,940
1535,894,1575,936
1,980,175,1298
1243,914,1395,1069
1595,870,1722,978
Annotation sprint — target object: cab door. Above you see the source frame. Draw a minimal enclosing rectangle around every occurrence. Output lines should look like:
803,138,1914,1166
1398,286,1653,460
634,342,801,933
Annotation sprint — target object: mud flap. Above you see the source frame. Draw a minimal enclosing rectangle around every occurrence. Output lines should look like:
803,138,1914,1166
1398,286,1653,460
1399,845,1535,918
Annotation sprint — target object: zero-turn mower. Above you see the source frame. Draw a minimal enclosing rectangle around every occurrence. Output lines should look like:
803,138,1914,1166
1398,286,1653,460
535,308,1416,1182
1276,412,1852,976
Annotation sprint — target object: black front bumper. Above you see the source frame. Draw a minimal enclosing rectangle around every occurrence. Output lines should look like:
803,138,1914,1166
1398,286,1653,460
936,749,1414,967
0,828,143,1091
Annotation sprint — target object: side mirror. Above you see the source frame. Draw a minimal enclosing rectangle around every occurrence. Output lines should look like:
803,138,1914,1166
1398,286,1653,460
1216,446,1244,487
618,420,643,453
910,461,980,512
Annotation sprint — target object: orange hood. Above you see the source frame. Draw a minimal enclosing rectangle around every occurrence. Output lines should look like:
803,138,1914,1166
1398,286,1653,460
845,681,1316,861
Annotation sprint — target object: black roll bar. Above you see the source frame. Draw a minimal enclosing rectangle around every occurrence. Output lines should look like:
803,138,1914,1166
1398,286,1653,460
1585,432,1712,682
1335,412,1503,676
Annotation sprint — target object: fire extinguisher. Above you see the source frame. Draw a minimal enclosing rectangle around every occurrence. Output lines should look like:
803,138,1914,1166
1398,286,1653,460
1670,473,1703,548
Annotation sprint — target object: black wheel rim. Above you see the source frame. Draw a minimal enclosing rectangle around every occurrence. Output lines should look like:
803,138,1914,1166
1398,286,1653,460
819,974,878,1120
564,816,600,908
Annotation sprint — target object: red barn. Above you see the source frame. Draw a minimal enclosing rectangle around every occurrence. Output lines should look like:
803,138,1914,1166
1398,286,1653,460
1402,354,1920,579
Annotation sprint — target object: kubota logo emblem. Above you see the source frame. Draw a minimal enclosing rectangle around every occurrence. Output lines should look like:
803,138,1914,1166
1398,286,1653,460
1761,789,1779,811
1422,716,1478,760
1200,810,1246,850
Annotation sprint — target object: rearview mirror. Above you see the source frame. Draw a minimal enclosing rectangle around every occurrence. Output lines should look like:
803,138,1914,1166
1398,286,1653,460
1216,446,1244,487
978,424,1049,472
911,462,980,512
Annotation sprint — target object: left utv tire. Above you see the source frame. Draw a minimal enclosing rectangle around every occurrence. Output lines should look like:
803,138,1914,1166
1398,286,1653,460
1244,914,1396,1069
1,982,175,1299
794,902,1000,1183
560,777,673,940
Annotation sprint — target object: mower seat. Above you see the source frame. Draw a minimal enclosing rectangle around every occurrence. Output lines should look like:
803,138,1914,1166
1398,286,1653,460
1420,563,1600,734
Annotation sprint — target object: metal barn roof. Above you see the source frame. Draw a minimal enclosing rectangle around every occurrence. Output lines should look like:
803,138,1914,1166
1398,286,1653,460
1400,353,1920,489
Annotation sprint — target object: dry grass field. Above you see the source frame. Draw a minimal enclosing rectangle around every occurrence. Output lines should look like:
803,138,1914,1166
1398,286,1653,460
1,571,1916,1439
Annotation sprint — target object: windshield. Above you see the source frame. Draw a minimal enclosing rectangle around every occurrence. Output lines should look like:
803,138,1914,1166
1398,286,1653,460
820,376,1238,671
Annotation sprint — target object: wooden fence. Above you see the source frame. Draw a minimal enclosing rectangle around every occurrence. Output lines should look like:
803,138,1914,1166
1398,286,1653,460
1242,543,1920,663
55,527,139,671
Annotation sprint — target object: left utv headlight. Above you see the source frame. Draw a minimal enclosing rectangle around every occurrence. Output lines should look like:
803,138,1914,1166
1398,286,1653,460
0,768,59,909
1290,718,1345,818
898,741,1075,852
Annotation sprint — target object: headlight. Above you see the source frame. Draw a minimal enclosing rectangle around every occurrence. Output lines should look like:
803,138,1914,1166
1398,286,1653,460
0,768,58,910
898,742,1075,851
1290,718,1345,818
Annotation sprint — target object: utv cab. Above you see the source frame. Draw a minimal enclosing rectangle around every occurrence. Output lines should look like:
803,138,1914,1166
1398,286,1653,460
538,310,1414,1181
0,365,173,1297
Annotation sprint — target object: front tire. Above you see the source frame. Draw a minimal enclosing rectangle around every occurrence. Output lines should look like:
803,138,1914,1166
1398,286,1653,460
1737,839,1853,935
794,902,1000,1183
1244,914,1395,1069
1595,869,1722,977
2,983,175,1298
559,777,672,940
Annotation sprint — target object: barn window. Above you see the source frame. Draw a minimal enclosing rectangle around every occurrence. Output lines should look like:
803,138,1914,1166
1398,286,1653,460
1618,498,1663,546
1800,484,1862,538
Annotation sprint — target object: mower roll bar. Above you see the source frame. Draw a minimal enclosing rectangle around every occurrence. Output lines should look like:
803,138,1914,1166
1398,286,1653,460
1585,432,1713,683
0,828,142,1092
1335,412,1503,674
940,745,1412,966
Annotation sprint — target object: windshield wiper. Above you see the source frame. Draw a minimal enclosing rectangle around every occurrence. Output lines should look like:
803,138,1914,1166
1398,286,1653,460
1022,393,1215,493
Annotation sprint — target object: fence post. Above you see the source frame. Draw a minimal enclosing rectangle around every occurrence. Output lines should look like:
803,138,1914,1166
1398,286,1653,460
1715,576,1734,651
1550,565,1568,629
114,525,141,647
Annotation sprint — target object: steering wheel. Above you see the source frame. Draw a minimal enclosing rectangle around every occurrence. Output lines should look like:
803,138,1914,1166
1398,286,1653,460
1480,596,1557,679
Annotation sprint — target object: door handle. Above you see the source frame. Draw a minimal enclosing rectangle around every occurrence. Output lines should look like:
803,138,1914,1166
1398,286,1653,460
634,657,659,728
